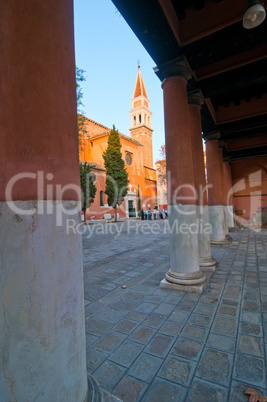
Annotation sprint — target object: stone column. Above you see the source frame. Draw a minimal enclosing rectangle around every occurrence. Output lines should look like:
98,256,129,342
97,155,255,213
205,137,229,245
188,96,217,271
223,161,235,229
160,76,207,292
0,1,88,400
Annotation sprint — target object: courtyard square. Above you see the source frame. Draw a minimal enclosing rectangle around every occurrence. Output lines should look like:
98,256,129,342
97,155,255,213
83,220,267,401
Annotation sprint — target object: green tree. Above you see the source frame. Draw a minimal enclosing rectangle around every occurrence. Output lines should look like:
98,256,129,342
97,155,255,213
103,125,129,221
76,66,86,111
80,162,97,224
76,66,86,154
156,144,166,187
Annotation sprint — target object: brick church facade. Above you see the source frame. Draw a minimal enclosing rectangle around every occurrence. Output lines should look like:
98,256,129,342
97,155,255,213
79,66,157,220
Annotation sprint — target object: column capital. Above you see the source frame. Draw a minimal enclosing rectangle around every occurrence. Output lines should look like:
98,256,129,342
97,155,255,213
204,132,221,142
154,56,192,83
188,90,204,106
218,139,225,148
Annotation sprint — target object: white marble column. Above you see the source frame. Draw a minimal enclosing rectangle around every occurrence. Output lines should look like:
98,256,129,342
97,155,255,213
206,137,229,245
188,98,217,271
0,2,88,400
223,161,234,240
160,75,207,293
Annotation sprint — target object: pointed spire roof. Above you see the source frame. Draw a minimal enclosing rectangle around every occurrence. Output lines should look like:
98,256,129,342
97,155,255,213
133,65,148,99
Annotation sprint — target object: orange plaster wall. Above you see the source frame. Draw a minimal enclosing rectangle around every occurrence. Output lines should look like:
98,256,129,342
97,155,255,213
83,119,109,136
142,180,158,208
85,136,108,167
231,156,267,226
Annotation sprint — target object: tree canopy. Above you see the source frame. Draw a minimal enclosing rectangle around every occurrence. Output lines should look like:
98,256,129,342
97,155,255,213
80,162,96,224
103,125,129,221
76,66,86,154
76,66,86,112
156,144,166,187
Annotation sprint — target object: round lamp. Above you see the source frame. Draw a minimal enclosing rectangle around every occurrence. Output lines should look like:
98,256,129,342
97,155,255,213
243,1,266,29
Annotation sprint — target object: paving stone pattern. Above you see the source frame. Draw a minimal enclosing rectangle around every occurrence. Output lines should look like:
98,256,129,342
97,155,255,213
82,221,267,401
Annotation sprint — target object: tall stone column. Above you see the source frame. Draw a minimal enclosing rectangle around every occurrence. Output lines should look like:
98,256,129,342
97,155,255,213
205,137,229,245
160,76,207,292
223,161,235,229
188,96,217,271
0,1,88,400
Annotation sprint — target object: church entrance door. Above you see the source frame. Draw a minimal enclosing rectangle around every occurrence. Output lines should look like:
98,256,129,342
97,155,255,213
128,200,136,217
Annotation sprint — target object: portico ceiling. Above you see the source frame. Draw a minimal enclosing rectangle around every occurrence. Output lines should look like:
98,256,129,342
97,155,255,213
111,0,267,161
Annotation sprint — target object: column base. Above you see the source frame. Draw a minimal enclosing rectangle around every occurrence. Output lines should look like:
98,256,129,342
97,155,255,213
87,374,121,401
225,234,233,241
210,237,230,246
196,205,217,272
160,278,208,293
165,269,207,285
209,205,229,246
199,256,218,271
161,269,208,293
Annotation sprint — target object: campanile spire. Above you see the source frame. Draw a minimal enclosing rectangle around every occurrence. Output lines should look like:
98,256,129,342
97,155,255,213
130,66,153,168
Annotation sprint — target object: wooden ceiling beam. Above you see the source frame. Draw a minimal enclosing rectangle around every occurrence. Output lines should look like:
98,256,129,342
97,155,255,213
198,59,267,101
226,136,267,151
214,94,267,124
219,115,267,135
221,128,267,143
223,146,267,161
177,0,244,45
158,0,182,46
194,45,267,80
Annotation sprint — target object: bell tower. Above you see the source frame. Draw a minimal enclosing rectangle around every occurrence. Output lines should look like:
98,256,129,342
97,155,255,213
130,65,153,168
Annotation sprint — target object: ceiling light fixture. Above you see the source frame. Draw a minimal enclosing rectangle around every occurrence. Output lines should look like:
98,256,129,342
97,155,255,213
243,0,266,29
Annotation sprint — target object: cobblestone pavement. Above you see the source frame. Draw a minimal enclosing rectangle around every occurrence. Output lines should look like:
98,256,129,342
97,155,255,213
82,220,267,401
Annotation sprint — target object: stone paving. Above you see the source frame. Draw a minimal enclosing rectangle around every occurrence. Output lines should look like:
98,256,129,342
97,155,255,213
82,220,267,401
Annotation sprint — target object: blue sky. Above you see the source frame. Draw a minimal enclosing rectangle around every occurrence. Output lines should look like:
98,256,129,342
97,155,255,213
73,0,165,164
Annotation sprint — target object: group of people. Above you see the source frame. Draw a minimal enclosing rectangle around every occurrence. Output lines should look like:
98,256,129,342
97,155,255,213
140,207,168,220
